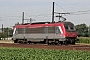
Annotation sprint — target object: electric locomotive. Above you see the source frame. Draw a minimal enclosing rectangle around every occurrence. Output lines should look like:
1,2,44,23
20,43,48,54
12,21,78,45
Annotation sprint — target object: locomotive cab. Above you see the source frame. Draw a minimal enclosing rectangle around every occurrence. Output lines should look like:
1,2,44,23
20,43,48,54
64,22,78,44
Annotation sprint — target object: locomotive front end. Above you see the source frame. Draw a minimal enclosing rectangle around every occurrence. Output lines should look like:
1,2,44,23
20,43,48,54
64,22,78,44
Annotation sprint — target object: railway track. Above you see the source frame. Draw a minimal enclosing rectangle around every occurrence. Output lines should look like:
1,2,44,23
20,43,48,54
0,43,90,51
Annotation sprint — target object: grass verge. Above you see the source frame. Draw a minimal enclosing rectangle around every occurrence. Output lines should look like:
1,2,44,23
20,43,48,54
77,37,90,44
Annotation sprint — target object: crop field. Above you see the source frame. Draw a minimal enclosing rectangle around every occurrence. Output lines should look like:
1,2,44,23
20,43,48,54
0,47,90,60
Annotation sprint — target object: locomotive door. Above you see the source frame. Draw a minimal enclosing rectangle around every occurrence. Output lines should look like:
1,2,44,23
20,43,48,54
55,26,61,39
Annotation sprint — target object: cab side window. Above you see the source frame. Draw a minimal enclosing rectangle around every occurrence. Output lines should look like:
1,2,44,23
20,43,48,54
15,28,18,34
55,27,61,34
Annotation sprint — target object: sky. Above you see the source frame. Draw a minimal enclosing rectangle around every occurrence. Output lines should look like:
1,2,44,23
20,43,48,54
0,0,90,28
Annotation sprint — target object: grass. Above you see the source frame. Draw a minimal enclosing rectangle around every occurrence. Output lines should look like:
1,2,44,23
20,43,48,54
77,37,90,44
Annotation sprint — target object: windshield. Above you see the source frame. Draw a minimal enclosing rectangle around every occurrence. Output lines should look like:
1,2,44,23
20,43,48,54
64,25,76,32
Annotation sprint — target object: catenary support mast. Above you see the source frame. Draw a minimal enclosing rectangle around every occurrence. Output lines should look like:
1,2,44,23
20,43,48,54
52,2,55,23
22,12,24,24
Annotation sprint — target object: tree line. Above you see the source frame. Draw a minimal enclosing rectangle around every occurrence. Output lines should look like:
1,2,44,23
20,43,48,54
0,23,90,39
75,23,90,37
0,28,13,39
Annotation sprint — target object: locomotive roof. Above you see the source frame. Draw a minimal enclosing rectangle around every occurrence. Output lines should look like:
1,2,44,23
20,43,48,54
20,21,73,25
31,22,51,24
14,21,74,28
15,21,73,25
63,22,74,25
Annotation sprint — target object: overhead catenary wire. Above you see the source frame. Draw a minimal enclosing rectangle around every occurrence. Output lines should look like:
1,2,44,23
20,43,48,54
0,2,90,22
70,10,90,14
64,2,90,9
69,10,90,15
53,2,90,16
54,2,69,13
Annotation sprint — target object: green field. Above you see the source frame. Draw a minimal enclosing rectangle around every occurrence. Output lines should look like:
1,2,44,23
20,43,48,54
0,47,90,60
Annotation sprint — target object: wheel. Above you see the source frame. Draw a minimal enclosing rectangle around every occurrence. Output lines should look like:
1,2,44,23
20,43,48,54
28,41,31,44
64,41,67,45
57,41,61,46
60,41,63,45
71,40,75,45
55,40,61,45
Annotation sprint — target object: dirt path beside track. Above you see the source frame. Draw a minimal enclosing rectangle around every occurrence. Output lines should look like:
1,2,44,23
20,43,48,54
0,40,14,43
0,43,90,51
